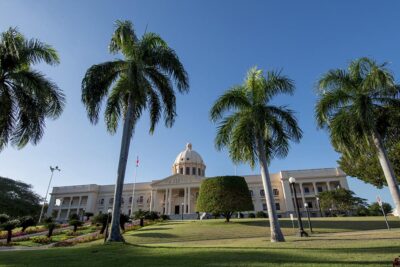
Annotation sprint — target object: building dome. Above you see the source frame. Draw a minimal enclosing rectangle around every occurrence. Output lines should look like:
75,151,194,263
172,143,206,176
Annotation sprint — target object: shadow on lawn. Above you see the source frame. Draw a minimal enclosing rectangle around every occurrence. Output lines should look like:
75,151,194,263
129,232,178,238
237,219,400,231
136,227,173,231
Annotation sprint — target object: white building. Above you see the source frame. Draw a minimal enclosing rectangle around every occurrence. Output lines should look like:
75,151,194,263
47,143,349,221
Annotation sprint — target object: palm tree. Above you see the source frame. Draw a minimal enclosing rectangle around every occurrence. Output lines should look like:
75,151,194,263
316,57,400,218
81,20,189,242
210,67,302,242
0,27,65,151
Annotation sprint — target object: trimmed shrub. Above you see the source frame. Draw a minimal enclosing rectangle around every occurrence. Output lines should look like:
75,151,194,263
160,214,169,221
196,176,254,222
256,211,267,218
248,213,256,218
19,216,36,232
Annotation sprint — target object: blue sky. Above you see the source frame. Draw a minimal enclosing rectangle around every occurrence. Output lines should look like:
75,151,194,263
0,0,399,205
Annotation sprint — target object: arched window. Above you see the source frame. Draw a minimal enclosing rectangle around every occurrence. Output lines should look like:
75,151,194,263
100,199,104,205
192,167,196,175
198,168,201,176
129,197,133,203
109,198,114,204
273,189,279,196
260,190,265,197
137,196,144,203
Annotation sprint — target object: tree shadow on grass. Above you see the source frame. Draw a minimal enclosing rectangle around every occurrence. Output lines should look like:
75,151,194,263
137,227,173,231
129,232,178,238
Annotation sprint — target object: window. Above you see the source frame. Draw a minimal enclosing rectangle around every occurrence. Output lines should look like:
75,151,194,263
273,189,279,196
100,199,104,205
275,203,280,210
179,168,183,174
317,186,323,193
192,167,196,175
137,196,144,203
249,190,253,196
109,198,113,204
185,167,190,175
262,203,267,210
178,189,184,197
198,168,201,176
260,189,265,197
304,187,310,193
121,198,124,204
129,197,133,203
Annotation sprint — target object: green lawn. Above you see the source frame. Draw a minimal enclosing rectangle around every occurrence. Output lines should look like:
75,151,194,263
0,217,399,266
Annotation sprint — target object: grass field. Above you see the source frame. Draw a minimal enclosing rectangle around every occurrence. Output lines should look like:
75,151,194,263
0,217,399,266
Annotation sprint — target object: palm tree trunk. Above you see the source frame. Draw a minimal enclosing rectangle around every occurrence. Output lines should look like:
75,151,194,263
257,136,285,242
372,130,400,218
107,100,135,242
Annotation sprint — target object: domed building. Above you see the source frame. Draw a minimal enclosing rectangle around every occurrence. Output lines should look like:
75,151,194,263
47,142,349,221
172,143,206,176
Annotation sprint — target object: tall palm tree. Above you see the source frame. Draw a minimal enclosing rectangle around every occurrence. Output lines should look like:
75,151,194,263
81,20,189,242
316,57,400,218
210,67,302,242
0,28,65,151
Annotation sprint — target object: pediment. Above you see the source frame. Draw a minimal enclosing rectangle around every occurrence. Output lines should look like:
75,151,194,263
151,174,202,187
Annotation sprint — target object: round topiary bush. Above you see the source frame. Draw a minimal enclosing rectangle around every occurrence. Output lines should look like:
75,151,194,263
196,176,254,222
256,211,267,218
248,213,256,218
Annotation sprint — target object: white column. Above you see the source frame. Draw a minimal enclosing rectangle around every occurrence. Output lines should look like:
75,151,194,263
168,188,172,215
313,182,317,195
326,181,331,191
188,187,191,214
281,180,294,214
77,196,82,214
150,190,153,212
66,197,73,219
183,187,187,214
299,183,306,209
153,190,157,213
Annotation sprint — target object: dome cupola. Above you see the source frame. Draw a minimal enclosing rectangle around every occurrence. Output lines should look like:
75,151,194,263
172,143,206,176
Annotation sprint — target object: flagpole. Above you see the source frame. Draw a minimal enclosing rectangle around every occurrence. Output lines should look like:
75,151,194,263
130,156,139,216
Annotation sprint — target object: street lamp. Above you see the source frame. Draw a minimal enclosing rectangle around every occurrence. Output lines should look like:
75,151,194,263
38,166,61,224
181,203,184,221
304,203,313,233
316,197,323,217
289,177,308,237
104,208,112,242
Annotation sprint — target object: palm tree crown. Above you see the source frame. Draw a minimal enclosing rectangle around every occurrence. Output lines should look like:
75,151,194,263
81,20,189,242
210,67,302,166
0,27,65,151
82,20,189,134
210,67,302,242
315,57,400,153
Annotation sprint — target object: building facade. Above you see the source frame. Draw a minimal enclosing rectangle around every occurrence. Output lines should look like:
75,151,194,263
47,143,349,221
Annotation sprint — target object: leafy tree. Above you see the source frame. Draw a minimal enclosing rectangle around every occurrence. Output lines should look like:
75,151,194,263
44,217,58,237
68,214,83,232
315,57,400,217
210,68,302,242
0,27,65,151
196,176,254,222
84,212,94,221
119,213,129,231
92,214,109,234
0,214,9,224
19,216,35,232
338,117,400,188
0,176,41,218
132,209,147,227
317,188,367,215
1,219,20,244
81,20,188,242
368,202,393,216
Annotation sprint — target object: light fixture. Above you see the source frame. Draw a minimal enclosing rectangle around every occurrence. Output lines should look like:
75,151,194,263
289,177,296,184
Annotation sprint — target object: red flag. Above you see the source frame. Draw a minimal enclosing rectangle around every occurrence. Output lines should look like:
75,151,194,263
136,156,139,167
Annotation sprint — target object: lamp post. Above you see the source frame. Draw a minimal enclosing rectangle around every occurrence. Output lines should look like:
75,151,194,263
181,203,184,221
316,197,323,217
304,203,313,233
289,177,308,237
329,208,333,217
104,208,112,242
38,166,61,224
